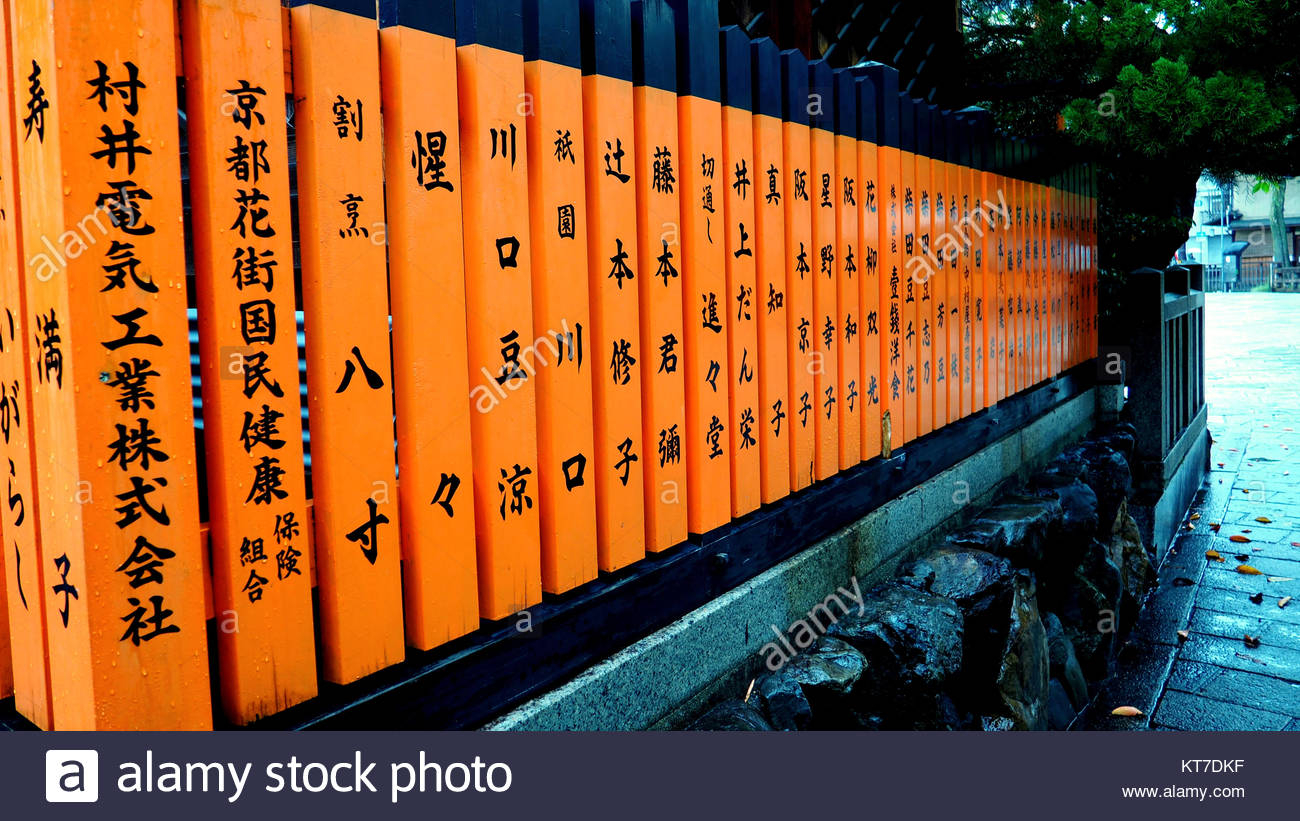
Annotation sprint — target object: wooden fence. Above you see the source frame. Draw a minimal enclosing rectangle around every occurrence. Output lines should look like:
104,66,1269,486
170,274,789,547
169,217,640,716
0,0,1097,729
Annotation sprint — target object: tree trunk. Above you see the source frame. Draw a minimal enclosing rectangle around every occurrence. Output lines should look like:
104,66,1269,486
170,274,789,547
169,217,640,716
1270,178,1288,264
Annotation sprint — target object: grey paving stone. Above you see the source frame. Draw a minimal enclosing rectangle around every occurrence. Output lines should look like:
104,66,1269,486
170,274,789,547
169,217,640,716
1176,633,1300,682
1191,584,1300,626
1165,660,1300,718
1187,607,1300,648
1077,640,1176,730
1152,689,1292,731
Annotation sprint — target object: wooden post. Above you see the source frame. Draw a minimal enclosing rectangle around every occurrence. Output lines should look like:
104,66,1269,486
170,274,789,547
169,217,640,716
898,95,918,442
1124,267,1167,479
183,0,317,721
929,105,949,429
853,71,882,460
1089,164,1098,363
671,0,730,535
520,0,599,589
631,0,688,551
994,133,1009,403
380,0,483,642
808,58,838,477
943,112,962,422
915,102,934,436
290,0,405,684
1006,138,1018,395
779,48,815,488
9,0,211,728
832,68,860,467
749,37,790,502
956,114,975,418
457,0,544,618
864,64,903,455
719,26,760,517
580,0,647,568
0,0,51,727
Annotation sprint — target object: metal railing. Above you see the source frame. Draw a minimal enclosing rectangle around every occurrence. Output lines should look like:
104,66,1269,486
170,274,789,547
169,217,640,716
1202,261,1300,292
1203,261,1273,292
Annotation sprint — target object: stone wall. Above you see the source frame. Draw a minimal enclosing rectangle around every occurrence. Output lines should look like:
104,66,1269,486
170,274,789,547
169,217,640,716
486,388,1098,731
691,422,1151,731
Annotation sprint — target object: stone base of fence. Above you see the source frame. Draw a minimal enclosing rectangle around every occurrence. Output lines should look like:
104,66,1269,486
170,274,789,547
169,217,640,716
1129,412,1211,558
486,386,1098,731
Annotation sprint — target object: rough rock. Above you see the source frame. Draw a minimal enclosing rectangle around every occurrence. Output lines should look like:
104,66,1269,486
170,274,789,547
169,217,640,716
777,637,869,728
1078,442,1132,534
1094,422,1137,462
980,715,1017,731
1027,475,1099,564
971,492,1063,569
1042,612,1088,709
1047,679,1077,730
690,699,773,731
1055,538,1122,681
1042,441,1132,538
826,583,964,729
1111,498,1153,631
755,670,813,731
993,571,1050,730
1112,498,1153,598
945,519,1011,557
898,548,1015,713
1041,445,1089,484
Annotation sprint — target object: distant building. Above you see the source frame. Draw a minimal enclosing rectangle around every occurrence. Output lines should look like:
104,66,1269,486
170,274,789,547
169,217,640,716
1227,175,1300,265
1181,173,1300,266
1178,174,1236,265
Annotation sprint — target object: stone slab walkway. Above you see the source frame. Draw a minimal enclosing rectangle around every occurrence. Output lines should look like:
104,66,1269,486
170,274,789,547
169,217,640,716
1086,293,1300,730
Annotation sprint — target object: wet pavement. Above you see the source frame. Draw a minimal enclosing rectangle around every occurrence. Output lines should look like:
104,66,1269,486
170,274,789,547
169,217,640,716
1086,293,1300,730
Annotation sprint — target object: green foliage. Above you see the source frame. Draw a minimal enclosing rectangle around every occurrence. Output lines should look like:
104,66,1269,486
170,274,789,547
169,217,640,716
964,0,1300,271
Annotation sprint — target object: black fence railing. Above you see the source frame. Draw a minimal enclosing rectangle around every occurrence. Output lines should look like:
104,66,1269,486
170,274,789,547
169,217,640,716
1203,261,1269,292
1125,266,1207,497
1202,261,1300,292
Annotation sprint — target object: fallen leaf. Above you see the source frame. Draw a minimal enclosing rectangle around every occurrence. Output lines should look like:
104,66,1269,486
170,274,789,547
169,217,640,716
1280,596,1292,609
1111,706,1144,717
1243,529,1253,534
1190,513,1201,521
1235,553,1250,562
1172,577,1195,587
1256,516,1273,524
744,678,755,703
1292,542,1300,548
1176,630,1189,643
1217,462,1225,468
1206,549,1225,562
1249,592,1265,604
1243,634,1261,649
1230,535,1251,543
1210,523,1222,532
1267,576,1295,583
1237,564,1264,575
